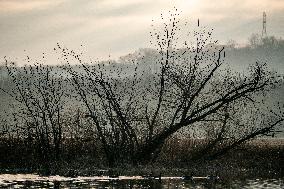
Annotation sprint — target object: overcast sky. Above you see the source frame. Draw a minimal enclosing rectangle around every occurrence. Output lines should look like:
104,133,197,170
0,0,284,64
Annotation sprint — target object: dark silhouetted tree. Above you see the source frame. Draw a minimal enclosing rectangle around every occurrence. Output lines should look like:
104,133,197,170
2,60,68,172
59,10,283,165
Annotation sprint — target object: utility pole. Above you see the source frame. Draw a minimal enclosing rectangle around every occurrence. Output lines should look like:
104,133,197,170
262,11,267,38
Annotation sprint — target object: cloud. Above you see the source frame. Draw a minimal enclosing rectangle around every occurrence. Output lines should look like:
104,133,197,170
0,0,283,64
0,0,65,13
174,0,284,22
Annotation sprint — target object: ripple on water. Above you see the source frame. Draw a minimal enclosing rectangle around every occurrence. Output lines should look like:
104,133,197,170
0,174,283,188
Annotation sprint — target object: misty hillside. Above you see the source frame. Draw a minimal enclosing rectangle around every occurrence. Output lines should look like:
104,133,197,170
1,37,284,137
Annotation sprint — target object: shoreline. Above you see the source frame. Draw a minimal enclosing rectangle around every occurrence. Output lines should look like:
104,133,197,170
1,138,283,181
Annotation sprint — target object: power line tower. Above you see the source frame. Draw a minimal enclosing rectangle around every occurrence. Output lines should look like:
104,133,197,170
262,11,267,38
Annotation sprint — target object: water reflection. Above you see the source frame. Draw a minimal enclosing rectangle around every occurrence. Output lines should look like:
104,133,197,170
0,175,283,189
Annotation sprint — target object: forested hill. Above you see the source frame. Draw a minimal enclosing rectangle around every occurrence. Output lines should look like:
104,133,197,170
225,37,284,74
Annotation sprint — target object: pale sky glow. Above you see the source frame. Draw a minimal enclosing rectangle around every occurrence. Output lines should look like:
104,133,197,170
0,0,283,64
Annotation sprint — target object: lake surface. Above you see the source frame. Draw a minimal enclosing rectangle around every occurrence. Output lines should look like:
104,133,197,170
0,174,283,188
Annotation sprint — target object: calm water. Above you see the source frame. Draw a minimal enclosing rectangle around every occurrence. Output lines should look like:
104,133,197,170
0,175,283,189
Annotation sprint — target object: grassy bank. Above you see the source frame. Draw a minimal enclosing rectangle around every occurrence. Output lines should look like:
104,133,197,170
0,138,283,181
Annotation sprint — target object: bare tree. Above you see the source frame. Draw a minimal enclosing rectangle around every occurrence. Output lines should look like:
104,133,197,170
191,98,284,160
60,10,283,165
2,60,68,171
